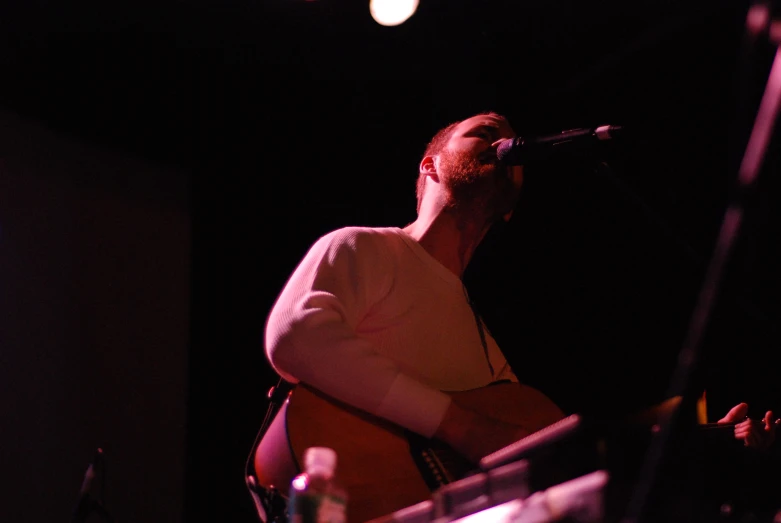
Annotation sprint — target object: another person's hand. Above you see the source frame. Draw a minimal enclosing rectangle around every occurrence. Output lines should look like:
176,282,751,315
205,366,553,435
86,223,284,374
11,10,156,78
718,402,781,451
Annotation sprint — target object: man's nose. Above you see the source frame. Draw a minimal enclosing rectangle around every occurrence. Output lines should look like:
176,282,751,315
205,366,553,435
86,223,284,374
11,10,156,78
491,138,511,150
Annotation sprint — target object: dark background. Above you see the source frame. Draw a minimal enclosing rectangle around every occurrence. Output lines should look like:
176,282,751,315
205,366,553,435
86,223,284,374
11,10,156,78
1,0,780,522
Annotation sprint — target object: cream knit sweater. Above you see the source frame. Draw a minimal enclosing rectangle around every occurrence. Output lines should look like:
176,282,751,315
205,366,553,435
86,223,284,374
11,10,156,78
265,226,517,438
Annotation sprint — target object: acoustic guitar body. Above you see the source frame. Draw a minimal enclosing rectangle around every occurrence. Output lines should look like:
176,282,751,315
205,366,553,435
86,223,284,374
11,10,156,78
254,381,566,523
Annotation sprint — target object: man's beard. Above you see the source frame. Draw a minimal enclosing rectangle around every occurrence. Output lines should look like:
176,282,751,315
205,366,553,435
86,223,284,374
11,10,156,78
438,149,518,221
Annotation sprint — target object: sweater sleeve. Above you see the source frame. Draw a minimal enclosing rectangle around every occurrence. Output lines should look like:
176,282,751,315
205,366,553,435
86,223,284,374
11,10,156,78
264,228,452,438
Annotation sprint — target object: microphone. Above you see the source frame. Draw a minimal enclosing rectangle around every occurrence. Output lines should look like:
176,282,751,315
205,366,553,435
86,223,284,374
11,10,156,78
497,124,624,165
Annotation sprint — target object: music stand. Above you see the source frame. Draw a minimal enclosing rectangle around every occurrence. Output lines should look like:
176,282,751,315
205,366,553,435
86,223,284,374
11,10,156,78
621,3,781,522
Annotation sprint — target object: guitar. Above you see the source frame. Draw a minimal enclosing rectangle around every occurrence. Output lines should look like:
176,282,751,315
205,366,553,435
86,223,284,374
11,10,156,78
253,381,567,523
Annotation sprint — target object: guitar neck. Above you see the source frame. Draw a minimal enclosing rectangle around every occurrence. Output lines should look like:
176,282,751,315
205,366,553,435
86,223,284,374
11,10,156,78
698,421,742,430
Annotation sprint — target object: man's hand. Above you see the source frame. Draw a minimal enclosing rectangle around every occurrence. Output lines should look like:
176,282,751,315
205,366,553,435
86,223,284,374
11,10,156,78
718,403,781,451
433,400,531,465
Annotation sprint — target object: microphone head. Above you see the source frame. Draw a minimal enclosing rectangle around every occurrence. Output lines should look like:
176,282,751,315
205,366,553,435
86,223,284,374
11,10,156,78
496,137,519,164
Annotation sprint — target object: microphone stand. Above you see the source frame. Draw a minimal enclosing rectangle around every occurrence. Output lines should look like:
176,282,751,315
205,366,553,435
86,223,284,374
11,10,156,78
72,497,116,523
620,3,781,522
71,448,117,523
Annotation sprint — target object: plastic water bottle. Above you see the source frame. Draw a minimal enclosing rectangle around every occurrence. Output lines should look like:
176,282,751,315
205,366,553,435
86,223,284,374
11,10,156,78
288,447,348,523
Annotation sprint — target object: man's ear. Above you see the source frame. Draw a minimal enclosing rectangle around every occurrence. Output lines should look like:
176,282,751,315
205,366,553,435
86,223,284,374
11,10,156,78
419,155,439,182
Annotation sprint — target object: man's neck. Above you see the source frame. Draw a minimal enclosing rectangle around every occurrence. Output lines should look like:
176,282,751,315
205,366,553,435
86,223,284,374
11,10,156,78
403,211,490,279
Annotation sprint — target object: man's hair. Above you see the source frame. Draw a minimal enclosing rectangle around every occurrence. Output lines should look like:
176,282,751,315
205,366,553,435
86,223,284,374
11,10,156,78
415,111,499,213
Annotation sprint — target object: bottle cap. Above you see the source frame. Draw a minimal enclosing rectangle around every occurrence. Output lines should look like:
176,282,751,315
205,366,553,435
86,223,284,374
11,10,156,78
304,447,337,477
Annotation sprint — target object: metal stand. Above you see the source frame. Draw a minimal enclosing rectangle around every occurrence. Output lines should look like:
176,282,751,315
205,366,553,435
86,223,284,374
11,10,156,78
621,4,781,522
71,448,117,523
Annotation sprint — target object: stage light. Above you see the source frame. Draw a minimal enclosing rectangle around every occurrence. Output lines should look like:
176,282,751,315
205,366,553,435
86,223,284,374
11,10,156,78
369,0,418,26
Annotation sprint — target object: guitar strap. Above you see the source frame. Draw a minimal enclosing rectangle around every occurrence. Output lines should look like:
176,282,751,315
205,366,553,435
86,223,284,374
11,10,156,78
245,376,295,523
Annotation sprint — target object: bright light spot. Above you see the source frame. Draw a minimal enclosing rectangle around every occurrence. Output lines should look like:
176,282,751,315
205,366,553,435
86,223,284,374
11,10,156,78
291,475,308,491
370,0,419,27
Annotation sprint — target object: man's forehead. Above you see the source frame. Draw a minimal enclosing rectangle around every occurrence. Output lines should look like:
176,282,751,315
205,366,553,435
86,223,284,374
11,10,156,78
457,114,515,135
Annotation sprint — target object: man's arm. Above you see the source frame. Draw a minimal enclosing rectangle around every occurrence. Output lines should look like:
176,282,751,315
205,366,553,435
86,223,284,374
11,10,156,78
266,228,452,438
433,398,532,464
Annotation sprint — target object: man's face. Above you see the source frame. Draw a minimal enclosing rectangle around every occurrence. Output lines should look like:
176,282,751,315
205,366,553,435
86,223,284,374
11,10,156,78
438,113,524,220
